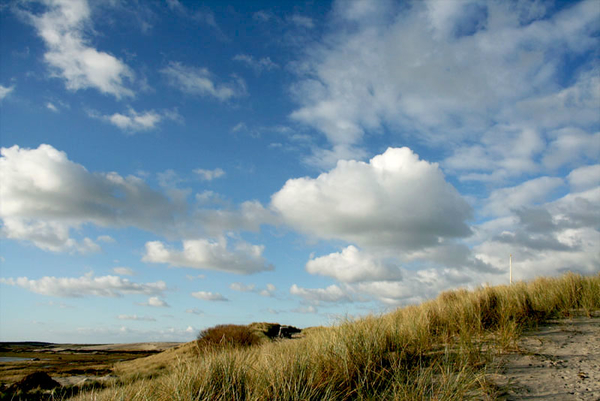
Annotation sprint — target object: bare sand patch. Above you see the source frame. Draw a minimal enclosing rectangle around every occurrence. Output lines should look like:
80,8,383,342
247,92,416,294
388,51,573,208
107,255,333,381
491,315,600,400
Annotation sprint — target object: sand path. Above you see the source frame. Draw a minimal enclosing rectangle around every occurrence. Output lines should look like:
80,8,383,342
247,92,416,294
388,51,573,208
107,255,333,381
492,315,600,400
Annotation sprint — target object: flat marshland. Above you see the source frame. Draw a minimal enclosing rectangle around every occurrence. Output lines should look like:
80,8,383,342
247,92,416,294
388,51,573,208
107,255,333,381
4,273,599,400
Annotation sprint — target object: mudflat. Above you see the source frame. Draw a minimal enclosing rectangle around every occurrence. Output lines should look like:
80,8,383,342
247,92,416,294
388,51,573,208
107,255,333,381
491,315,600,400
0,342,181,388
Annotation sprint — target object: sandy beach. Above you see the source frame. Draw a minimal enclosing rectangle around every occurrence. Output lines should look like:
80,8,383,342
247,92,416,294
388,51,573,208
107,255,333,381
492,315,600,400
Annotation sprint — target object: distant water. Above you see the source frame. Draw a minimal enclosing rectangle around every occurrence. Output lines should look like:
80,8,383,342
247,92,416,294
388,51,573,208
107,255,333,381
0,357,33,362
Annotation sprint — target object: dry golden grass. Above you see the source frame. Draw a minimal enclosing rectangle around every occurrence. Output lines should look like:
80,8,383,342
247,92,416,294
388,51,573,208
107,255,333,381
68,272,599,400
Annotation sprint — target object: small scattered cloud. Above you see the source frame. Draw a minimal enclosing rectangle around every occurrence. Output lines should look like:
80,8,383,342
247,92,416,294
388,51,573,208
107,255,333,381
185,308,203,315
112,267,135,276
97,235,115,243
229,282,255,292
91,108,180,133
161,62,246,101
290,284,352,305
260,283,276,297
231,122,247,133
46,102,58,112
166,1,227,40
229,282,276,297
291,305,318,314
24,0,134,98
185,274,205,281
37,300,73,309
290,15,314,29
118,314,156,321
138,296,169,307
191,291,228,302
166,0,185,12
0,85,15,101
233,54,279,74
0,273,166,298
193,168,225,181
253,10,273,23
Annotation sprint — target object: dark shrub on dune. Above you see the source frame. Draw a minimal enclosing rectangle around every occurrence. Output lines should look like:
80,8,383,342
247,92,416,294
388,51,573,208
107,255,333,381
197,324,262,349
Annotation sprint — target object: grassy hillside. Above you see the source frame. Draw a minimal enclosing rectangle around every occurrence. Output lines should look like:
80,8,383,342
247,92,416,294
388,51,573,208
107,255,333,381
71,272,599,400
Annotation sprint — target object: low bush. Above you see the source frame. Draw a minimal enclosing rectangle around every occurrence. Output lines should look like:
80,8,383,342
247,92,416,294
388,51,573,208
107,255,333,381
197,324,262,349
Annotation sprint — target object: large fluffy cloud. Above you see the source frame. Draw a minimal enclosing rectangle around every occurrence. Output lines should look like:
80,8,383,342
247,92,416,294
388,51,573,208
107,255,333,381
142,237,274,274
285,151,598,308
272,147,472,250
0,144,179,250
306,245,402,283
26,0,134,98
0,144,275,252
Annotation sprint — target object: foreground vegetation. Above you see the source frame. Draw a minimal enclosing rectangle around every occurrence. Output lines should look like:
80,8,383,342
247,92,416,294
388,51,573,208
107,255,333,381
43,273,600,399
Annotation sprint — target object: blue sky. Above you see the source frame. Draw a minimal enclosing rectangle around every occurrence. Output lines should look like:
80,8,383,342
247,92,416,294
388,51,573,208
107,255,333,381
0,0,598,344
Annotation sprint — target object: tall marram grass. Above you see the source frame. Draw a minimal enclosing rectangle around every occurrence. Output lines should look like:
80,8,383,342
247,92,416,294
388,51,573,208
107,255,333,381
71,272,599,400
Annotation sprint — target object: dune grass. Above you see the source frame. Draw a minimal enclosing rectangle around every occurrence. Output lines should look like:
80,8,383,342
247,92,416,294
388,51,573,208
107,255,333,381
70,272,599,400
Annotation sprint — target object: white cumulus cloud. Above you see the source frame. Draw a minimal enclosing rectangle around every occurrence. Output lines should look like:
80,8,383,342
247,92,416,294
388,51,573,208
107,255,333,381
143,237,274,274
26,0,134,98
145,296,169,307
191,291,228,301
306,246,402,283
272,147,472,250
0,144,179,251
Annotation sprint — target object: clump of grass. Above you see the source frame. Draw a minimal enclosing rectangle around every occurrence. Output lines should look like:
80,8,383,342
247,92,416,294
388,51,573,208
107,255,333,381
69,272,600,401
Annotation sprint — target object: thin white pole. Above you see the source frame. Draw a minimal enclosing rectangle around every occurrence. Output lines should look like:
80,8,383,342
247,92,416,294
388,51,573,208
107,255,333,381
510,254,512,284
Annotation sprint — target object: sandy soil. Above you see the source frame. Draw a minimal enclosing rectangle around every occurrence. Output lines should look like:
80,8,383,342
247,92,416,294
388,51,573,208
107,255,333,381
491,315,600,400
